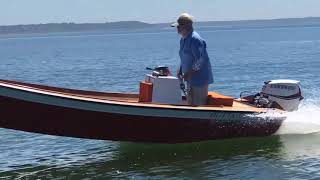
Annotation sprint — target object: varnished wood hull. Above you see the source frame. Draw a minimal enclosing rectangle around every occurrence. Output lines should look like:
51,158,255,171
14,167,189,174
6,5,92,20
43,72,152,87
0,80,285,143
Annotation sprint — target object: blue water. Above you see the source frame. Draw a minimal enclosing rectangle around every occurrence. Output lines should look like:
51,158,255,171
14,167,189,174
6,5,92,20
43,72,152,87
0,26,320,179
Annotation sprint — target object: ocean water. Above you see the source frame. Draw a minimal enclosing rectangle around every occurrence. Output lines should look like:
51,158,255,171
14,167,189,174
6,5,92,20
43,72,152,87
0,26,320,179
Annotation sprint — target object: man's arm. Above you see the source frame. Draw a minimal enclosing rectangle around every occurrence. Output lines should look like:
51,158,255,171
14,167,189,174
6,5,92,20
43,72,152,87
183,39,205,81
191,39,206,72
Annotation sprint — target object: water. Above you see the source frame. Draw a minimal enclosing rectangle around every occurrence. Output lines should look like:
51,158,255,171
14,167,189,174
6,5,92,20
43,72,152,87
0,26,320,179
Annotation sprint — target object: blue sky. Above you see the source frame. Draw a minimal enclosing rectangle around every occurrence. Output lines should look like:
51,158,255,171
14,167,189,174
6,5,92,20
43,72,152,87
1,0,320,25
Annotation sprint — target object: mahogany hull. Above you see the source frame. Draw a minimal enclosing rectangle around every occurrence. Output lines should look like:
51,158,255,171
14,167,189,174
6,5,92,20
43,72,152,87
0,80,284,143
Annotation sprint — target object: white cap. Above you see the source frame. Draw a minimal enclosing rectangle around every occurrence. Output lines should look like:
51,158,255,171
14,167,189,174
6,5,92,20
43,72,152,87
171,13,194,27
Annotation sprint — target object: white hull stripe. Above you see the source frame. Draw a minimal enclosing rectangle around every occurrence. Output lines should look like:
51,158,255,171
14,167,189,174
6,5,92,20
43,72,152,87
0,85,256,120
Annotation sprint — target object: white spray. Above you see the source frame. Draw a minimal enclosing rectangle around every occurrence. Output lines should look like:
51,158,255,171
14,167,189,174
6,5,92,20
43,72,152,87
275,98,320,135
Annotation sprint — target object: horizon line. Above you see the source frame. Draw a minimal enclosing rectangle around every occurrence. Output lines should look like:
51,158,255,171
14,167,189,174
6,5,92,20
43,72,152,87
1,16,320,26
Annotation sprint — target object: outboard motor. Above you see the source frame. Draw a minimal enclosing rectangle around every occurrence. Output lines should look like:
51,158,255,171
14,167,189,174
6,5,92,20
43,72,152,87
259,80,303,111
241,80,303,111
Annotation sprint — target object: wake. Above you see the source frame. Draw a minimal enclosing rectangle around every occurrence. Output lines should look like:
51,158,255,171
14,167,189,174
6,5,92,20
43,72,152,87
275,101,320,135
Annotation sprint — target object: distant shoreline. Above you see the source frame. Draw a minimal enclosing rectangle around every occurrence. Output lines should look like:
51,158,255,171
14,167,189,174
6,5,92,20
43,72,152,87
1,17,320,35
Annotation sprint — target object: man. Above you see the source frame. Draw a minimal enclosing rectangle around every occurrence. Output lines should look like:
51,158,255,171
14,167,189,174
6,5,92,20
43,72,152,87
171,13,213,106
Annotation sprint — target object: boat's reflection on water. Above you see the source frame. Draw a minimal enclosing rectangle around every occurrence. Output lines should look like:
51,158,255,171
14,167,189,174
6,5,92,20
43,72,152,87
4,132,320,179
72,136,285,178
117,136,282,162
77,133,320,178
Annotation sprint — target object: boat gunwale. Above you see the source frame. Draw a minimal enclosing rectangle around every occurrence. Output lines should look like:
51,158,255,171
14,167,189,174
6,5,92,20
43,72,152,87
0,79,267,113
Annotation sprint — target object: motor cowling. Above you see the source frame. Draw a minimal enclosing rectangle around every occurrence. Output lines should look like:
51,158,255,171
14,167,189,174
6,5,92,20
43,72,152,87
259,79,303,111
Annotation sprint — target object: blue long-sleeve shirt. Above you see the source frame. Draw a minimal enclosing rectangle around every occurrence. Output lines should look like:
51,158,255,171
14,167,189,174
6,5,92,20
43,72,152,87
179,31,213,87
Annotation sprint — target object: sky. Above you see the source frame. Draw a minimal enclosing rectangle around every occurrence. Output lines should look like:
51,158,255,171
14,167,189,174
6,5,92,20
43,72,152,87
1,0,320,25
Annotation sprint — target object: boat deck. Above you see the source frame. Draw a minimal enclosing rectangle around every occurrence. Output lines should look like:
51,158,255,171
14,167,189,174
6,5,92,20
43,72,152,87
82,93,255,109
0,79,267,112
